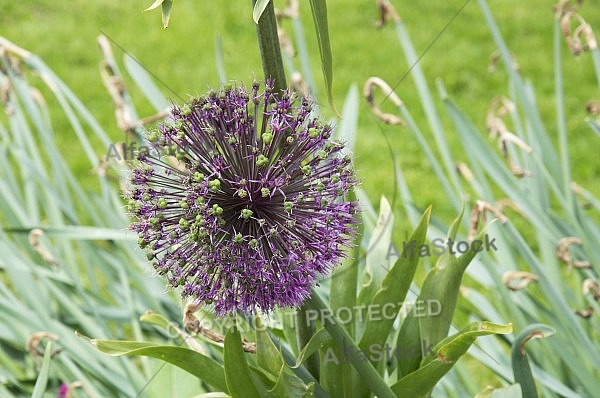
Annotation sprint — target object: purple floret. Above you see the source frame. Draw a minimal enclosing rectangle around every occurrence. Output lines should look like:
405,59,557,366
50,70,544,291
127,82,360,316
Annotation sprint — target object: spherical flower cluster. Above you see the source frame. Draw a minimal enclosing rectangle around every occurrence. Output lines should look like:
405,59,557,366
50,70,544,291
127,82,359,316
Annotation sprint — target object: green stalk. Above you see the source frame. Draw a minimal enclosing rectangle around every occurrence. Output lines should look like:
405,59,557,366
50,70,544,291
295,304,321,378
306,289,396,398
553,15,573,215
253,0,287,93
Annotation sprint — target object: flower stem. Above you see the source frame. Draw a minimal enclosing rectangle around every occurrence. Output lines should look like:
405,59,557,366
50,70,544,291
295,303,320,378
253,0,287,92
306,289,396,398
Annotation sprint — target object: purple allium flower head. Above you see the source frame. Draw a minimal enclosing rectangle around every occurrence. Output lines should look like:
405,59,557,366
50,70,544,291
128,82,359,316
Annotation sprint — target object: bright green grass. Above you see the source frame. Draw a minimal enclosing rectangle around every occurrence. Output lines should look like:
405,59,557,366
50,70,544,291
2,0,599,225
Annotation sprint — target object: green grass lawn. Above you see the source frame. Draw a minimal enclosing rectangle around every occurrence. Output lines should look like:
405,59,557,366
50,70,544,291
3,0,599,229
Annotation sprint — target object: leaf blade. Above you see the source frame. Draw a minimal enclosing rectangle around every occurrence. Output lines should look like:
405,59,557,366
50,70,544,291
308,0,335,111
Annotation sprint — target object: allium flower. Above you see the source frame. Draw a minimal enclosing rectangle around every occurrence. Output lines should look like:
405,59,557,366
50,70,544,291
128,82,359,315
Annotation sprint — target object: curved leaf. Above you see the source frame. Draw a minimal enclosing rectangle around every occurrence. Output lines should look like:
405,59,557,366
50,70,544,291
144,0,173,28
392,321,513,397
252,0,271,24
359,206,431,353
144,0,164,11
161,0,173,28
358,196,394,309
419,206,494,349
512,324,555,398
91,339,228,392
293,327,331,368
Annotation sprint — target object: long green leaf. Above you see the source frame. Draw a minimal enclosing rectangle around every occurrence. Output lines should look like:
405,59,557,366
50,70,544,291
306,290,396,398
357,196,394,312
31,342,52,398
512,324,555,398
293,327,331,368
308,0,335,111
417,205,467,348
91,339,228,392
359,206,430,352
223,327,261,398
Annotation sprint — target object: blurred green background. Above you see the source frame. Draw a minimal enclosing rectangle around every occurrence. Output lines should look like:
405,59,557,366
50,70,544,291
3,0,599,229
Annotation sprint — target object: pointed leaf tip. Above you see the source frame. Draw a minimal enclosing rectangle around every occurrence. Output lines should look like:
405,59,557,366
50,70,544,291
145,0,164,12
253,0,271,24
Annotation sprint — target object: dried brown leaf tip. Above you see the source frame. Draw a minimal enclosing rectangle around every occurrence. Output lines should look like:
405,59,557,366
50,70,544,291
374,0,400,28
273,3,296,58
556,237,592,269
496,199,525,218
468,200,507,242
554,0,583,16
585,101,600,124
183,301,257,353
28,331,62,357
275,0,299,20
291,71,310,98
364,77,405,125
456,163,474,182
582,279,600,300
277,24,295,59
574,279,598,319
585,101,600,115
502,271,539,291
560,11,598,56
574,307,594,319
570,181,595,209
486,97,532,177
98,35,167,138
28,228,58,266
488,50,520,74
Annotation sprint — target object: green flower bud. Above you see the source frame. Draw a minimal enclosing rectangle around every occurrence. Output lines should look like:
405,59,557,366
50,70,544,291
284,201,294,212
193,172,205,182
212,204,223,215
233,233,243,243
181,104,192,115
179,218,189,230
256,154,269,167
262,133,273,144
208,179,221,191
